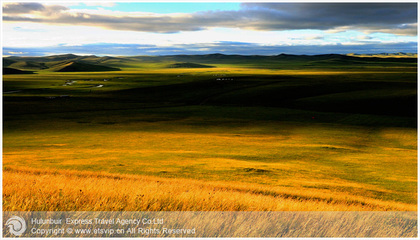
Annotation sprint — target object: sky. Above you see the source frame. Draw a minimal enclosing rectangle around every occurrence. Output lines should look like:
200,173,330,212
2,1,418,56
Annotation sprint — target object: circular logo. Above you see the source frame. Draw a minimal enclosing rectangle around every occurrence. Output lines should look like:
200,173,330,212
6,216,27,236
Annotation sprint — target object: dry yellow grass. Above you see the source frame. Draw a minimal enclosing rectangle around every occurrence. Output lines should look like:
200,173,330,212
3,166,416,212
4,123,417,207
3,119,417,212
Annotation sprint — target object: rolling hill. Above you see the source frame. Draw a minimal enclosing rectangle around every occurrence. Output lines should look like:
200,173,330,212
3,52,417,73
7,61,48,70
3,56,121,72
347,52,418,58
3,67,34,74
48,61,120,72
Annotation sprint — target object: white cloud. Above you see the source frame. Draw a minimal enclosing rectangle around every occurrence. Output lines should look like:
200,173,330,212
38,2,115,8
356,35,373,40
4,19,417,51
7,51,25,55
4,2,417,35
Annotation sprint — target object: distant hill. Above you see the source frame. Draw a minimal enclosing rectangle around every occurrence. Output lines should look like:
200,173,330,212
3,54,121,72
127,53,417,65
50,61,120,72
3,58,17,67
7,61,48,70
3,67,34,74
347,52,417,58
3,53,417,72
6,54,81,63
167,62,215,68
44,53,81,61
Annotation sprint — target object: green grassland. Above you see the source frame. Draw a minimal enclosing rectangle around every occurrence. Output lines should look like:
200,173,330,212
2,54,417,210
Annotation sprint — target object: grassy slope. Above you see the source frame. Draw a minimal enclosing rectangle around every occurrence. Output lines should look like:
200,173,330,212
5,53,417,71
2,55,417,211
3,67,34,75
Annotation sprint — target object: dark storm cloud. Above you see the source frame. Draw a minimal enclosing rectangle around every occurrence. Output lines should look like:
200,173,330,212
191,3,417,35
3,2,417,35
3,2,45,13
3,2,68,14
241,3,417,26
243,3,418,35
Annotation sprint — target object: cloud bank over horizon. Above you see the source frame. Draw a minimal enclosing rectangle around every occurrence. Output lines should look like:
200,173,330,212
4,42,418,57
2,2,418,56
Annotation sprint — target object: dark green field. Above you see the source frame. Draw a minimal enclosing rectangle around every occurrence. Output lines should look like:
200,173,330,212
3,53,418,211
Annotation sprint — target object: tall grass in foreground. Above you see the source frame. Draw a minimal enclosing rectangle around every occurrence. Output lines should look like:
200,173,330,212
3,211,417,237
3,166,416,211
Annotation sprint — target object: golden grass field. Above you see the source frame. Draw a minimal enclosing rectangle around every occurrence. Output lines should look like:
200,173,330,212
3,166,416,212
3,114,417,212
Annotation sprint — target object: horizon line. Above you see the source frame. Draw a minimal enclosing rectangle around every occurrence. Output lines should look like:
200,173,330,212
3,52,418,58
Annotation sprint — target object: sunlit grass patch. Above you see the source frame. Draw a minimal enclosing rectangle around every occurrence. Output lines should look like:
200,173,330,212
3,166,416,211
3,114,417,210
